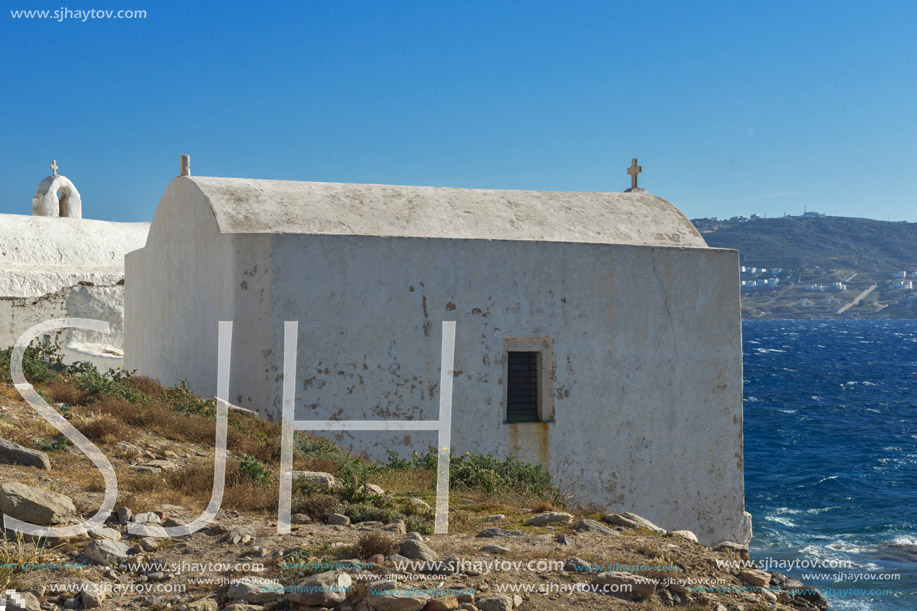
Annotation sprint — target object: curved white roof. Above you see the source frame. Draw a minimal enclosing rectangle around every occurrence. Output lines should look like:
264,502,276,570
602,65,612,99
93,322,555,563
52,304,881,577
181,176,707,248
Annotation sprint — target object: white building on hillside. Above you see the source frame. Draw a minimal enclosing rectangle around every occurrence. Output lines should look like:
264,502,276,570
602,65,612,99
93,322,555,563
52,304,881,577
125,160,751,545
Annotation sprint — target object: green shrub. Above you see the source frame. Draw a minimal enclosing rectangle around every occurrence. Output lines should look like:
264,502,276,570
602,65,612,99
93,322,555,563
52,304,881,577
41,434,69,452
0,342,64,384
355,532,396,559
385,449,559,500
240,455,273,483
342,503,406,524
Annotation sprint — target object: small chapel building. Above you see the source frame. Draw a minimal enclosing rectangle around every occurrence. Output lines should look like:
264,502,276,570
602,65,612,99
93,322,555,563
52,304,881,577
0,162,149,365
125,159,751,545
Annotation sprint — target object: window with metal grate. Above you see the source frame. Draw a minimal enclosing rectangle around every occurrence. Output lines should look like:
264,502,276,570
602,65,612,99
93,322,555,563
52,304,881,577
506,351,540,422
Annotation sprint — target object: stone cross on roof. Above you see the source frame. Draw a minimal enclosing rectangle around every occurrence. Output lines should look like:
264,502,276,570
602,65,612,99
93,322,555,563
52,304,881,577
50,160,58,176
627,158,641,190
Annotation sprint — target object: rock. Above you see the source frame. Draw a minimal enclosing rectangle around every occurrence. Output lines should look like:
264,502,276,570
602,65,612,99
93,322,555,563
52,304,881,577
227,576,285,603
669,529,698,542
130,512,162,525
140,537,160,551
116,506,132,524
326,512,351,526
592,571,658,598
476,594,513,611
288,571,353,607
221,528,255,545
366,579,429,611
184,598,219,611
0,438,51,470
364,483,386,495
563,557,593,572
295,471,337,487
223,605,264,611
475,528,524,538
523,511,573,526
4,590,41,611
485,514,505,521
556,533,574,545
368,553,386,564
383,519,407,535
79,582,107,608
291,513,311,524
425,597,460,610
82,539,131,566
91,526,122,541
141,459,177,470
576,519,620,535
130,465,162,474
739,568,771,587
769,571,804,590
601,512,665,534
0,482,76,525
480,545,510,554
712,540,749,558
513,595,523,607
409,497,434,513
400,538,438,562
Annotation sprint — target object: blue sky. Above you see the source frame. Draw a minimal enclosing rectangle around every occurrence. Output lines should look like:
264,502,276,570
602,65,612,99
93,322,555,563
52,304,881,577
2,0,915,222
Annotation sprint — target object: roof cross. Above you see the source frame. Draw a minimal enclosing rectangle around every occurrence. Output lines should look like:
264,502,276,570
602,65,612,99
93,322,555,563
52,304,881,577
627,158,641,190
50,160,58,176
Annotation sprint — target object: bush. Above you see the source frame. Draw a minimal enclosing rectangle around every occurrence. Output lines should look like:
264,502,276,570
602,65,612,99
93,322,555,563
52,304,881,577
405,514,432,535
294,494,340,521
240,456,273,483
342,503,405,525
386,449,560,499
0,342,64,384
355,532,396,559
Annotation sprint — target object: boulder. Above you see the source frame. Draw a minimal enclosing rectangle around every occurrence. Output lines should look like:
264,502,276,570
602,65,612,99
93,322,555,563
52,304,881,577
0,438,51,470
326,512,351,526
366,579,429,611
116,506,132,524
288,571,353,607
576,519,619,536
91,526,122,541
399,539,439,562
82,539,131,566
601,512,665,534
4,590,41,611
523,511,573,526
409,497,434,513
0,482,76,525
475,528,524,538
480,545,510,554
130,512,162,525
669,530,698,542
184,598,219,611
476,594,513,611
592,571,658,598
425,596,460,610
79,581,107,608
227,576,285,603
295,471,336,487
739,568,771,587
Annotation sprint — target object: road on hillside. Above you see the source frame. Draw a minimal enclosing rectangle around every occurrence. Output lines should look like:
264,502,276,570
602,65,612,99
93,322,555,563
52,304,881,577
837,284,877,314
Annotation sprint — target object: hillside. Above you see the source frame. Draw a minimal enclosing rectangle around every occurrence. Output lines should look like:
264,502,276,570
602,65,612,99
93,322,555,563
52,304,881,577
0,348,826,610
692,216,917,319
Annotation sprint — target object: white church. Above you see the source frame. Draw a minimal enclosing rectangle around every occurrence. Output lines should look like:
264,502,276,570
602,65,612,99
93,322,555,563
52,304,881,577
0,162,148,366
121,158,751,545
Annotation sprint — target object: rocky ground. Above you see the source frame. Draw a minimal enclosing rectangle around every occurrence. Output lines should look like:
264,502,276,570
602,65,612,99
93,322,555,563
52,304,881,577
0,357,829,611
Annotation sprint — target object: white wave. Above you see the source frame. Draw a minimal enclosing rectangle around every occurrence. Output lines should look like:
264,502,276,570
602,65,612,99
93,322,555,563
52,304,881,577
765,515,797,527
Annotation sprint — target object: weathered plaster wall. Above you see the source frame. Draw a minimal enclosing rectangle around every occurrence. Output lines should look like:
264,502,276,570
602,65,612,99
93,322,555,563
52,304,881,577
127,213,748,544
0,213,149,364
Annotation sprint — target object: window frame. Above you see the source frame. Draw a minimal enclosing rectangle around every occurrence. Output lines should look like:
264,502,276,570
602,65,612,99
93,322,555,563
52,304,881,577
502,337,555,423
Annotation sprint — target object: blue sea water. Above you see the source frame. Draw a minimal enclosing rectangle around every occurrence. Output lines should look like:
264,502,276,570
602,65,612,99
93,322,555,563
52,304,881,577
744,320,917,611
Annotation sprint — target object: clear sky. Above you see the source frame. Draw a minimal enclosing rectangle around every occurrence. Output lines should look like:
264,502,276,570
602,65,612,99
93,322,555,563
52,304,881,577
2,0,915,222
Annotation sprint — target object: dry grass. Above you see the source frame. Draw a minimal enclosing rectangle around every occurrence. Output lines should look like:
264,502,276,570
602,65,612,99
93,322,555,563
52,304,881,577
355,532,396,559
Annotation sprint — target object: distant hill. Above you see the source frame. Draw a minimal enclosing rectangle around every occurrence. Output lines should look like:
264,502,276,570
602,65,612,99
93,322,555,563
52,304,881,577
692,216,917,319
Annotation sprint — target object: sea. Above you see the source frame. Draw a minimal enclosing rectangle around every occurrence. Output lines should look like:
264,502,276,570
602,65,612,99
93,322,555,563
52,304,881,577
744,320,917,611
